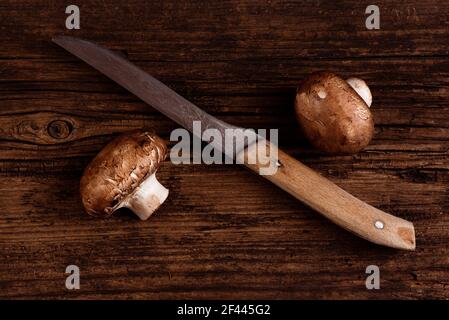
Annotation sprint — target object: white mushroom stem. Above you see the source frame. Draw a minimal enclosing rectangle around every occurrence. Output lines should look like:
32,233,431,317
124,172,169,220
346,77,372,107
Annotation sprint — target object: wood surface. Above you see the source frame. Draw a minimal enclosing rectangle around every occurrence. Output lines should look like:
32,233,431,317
0,0,448,299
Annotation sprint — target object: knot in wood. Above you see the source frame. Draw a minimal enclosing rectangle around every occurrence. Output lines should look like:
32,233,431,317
47,120,72,140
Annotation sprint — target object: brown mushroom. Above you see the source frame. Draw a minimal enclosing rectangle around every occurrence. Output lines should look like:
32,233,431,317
294,72,374,154
80,130,168,220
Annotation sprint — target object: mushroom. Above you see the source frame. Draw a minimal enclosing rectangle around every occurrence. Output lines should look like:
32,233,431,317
80,130,169,220
294,72,374,154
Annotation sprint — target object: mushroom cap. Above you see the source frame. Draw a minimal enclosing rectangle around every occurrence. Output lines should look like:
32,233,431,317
295,72,374,154
80,130,167,217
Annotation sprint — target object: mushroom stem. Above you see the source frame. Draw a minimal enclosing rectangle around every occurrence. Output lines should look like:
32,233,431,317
346,77,372,107
124,172,169,220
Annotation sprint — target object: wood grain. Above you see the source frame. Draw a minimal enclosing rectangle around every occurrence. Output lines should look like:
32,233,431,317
0,0,448,299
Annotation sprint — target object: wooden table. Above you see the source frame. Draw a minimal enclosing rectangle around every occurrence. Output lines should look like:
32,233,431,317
0,0,448,299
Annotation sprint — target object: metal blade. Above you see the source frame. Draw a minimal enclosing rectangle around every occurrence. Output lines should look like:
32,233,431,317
52,36,238,151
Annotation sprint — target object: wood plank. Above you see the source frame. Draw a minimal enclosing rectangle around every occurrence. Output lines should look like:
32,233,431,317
2,58,449,105
1,1,449,60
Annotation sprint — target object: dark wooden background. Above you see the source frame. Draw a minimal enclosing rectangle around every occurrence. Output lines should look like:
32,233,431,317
0,0,448,299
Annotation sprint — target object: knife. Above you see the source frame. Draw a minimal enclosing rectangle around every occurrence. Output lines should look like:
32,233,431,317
53,36,415,250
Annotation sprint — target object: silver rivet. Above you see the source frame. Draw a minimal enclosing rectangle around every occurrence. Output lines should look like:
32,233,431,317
374,220,384,229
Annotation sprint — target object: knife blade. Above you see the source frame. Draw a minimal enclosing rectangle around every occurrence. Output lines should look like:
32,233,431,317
53,36,415,250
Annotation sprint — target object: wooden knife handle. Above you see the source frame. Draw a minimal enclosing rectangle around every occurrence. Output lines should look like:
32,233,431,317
238,142,416,250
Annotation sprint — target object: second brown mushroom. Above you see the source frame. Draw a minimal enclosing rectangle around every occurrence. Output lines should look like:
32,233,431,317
295,72,374,154
80,130,169,220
